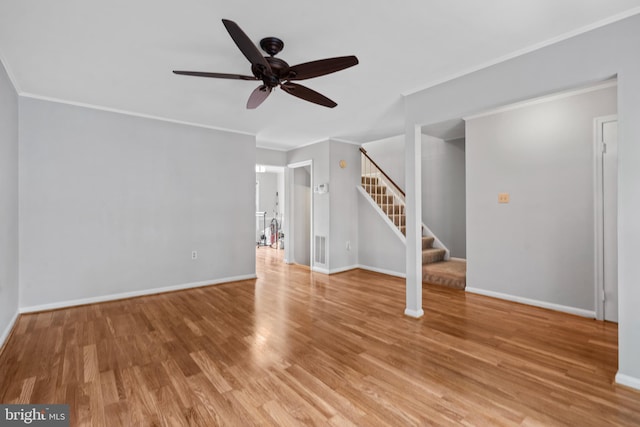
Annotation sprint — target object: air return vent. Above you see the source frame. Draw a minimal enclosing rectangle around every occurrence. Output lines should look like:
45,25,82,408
314,235,327,265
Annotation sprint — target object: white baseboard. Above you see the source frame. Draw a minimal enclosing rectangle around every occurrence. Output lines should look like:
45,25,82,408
465,287,595,318
357,264,406,278
404,308,424,318
0,310,19,352
314,264,404,277
19,274,257,314
328,264,359,274
615,373,640,391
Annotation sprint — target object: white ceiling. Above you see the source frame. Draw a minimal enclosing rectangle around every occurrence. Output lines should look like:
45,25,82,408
1,1,639,150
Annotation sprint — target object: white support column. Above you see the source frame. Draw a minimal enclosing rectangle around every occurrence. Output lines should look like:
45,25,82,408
405,124,424,318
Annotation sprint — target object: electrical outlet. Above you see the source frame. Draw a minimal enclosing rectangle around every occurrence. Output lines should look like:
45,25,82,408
191,251,198,260
498,193,510,203
346,241,351,251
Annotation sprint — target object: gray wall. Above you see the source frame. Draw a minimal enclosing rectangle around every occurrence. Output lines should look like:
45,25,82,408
363,135,406,189
357,192,405,275
363,135,467,258
256,147,287,167
19,98,256,309
329,140,360,270
0,59,19,343
404,14,640,384
423,136,466,258
466,86,616,311
257,172,278,217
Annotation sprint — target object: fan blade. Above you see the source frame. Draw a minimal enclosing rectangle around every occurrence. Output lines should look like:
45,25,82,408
247,85,272,109
281,82,337,108
222,19,272,74
173,71,257,80
288,56,358,81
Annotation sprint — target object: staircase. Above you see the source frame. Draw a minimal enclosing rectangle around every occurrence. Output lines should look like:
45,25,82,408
360,149,466,290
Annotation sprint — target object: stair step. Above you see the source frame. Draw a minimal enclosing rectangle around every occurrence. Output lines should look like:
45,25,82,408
422,260,466,290
422,236,435,249
372,194,394,204
399,225,424,235
422,248,446,264
361,176,379,185
380,204,404,215
363,183,387,194
390,215,406,226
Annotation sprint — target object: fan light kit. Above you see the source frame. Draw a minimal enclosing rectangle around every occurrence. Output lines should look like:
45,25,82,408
173,19,359,109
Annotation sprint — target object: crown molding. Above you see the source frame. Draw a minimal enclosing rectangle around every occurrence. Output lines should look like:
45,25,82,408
402,7,640,97
20,93,256,137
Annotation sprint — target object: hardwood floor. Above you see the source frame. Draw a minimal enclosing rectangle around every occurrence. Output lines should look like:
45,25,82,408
1,248,639,426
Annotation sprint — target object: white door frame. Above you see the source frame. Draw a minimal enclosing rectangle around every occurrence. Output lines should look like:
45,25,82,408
255,180,260,243
285,160,314,266
593,114,618,321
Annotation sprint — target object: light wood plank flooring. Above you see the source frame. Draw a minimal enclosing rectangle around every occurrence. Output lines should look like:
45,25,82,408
1,248,639,425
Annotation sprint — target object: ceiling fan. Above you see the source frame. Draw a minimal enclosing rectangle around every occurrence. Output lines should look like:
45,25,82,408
173,19,359,109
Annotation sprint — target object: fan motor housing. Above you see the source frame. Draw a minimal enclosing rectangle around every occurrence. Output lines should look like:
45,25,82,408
260,37,284,56
252,57,290,87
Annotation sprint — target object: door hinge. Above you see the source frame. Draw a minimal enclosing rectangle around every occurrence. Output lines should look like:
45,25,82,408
601,289,606,302
602,142,607,154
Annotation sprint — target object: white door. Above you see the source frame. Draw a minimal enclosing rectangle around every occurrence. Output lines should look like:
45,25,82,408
602,119,618,322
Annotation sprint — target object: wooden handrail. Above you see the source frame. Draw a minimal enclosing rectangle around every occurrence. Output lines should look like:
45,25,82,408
359,147,406,197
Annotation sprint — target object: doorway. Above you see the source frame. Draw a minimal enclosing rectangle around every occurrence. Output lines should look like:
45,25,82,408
255,164,285,257
595,116,619,322
286,160,313,267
